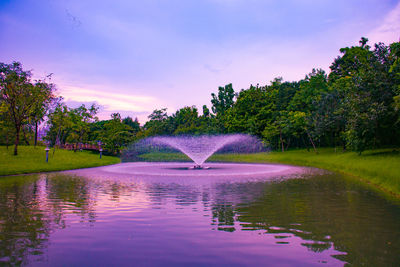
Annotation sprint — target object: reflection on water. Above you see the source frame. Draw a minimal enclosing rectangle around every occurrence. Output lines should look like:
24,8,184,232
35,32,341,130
0,170,399,266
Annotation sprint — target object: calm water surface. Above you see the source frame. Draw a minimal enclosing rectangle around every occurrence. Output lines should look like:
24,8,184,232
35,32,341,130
0,163,399,266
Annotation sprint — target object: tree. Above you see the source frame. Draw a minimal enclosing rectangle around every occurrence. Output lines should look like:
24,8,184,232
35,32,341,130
289,69,328,112
225,84,271,136
143,108,170,136
122,116,140,133
46,103,71,146
0,62,55,155
389,42,400,131
46,103,98,150
202,105,211,118
171,106,200,135
313,88,347,150
66,104,98,150
100,113,135,154
197,105,219,134
30,79,57,146
286,69,329,152
0,104,14,148
211,83,235,117
148,108,168,121
328,38,398,153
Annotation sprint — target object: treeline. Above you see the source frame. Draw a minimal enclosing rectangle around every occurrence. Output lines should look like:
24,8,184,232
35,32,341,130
1,38,399,155
0,62,141,155
142,38,400,153
46,104,141,154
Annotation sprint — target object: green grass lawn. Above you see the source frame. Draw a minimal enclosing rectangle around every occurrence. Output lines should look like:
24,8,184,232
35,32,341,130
0,146,120,176
139,148,400,196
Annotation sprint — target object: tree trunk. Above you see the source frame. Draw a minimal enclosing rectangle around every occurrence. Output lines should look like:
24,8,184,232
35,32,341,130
333,132,337,153
307,131,318,154
302,136,310,152
6,134,9,150
34,121,38,147
280,130,284,152
22,126,30,145
14,125,20,156
285,137,291,151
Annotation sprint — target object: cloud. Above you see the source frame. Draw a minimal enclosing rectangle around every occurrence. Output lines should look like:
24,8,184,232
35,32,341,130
368,2,400,44
61,86,155,111
59,84,171,123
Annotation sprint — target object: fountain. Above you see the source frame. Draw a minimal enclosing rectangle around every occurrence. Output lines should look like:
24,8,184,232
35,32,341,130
122,134,265,168
113,134,304,179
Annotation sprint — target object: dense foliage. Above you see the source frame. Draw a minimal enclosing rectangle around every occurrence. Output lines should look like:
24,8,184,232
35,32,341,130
0,62,57,155
1,38,399,154
141,38,399,154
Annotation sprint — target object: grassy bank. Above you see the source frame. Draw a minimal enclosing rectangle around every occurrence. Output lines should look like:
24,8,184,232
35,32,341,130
139,148,400,196
0,146,120,176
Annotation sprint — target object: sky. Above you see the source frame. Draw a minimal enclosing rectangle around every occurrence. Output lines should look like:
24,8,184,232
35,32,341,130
1,0,399,123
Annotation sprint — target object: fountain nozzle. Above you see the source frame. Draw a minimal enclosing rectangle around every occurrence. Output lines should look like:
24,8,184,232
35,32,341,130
189,165,210,170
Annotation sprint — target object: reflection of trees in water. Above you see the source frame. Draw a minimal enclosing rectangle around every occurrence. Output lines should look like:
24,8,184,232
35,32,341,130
212,204,235,232
210,182,266,232
144,181,265,208
98,180,141,202
0,174,98,265
164,174,399,265
46,174,96,225
144,183,203,207
0,175,50,265
233,174,400,266
1,172,399,266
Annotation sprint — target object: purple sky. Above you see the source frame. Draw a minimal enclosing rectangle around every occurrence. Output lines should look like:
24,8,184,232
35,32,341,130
1,0,399,122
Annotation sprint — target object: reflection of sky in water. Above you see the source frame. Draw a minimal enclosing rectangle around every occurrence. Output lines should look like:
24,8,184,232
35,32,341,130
0,164,399,266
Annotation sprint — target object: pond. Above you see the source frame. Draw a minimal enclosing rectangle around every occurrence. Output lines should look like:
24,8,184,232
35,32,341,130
0,162,399,266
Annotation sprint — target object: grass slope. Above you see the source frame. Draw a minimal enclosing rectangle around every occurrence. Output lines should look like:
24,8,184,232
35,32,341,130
0,146,120,176
139,148,400,196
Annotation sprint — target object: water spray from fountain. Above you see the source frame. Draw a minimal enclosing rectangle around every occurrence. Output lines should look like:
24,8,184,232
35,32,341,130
122,134,266,168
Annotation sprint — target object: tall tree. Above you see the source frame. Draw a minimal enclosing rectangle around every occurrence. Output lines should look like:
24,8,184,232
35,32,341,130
329,38,397,153
29,78,57,147
211,83,235,116
211,83,235,132
0,62,55,155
